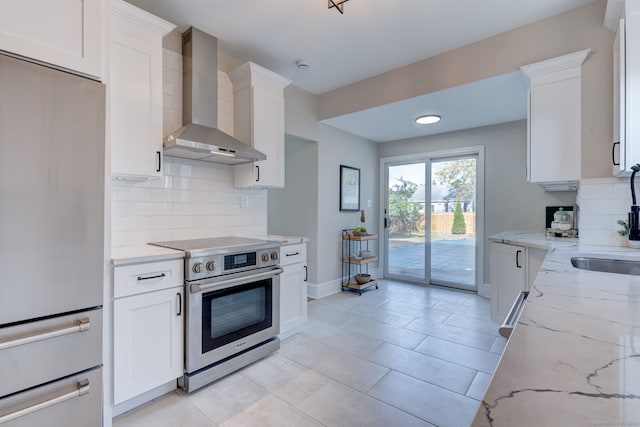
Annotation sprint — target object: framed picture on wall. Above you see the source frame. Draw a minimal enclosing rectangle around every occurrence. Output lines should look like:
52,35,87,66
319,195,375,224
340,165,360,211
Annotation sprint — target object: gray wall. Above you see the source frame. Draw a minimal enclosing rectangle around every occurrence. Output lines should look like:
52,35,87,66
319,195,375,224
378,120,576,284
320,0,614,179
282,78,379,288
268,135,319,282
316,124,379,286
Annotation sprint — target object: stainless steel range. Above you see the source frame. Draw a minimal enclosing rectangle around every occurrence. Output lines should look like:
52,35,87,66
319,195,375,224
151,237,282,393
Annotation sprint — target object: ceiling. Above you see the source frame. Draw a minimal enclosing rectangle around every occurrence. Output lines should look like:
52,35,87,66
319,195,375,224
126,0,597,142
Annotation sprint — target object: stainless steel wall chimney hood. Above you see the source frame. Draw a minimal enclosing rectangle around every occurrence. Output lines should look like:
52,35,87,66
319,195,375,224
163,27,266,165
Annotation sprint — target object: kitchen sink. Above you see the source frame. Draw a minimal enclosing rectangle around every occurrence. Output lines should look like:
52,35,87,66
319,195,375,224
571,257,640,275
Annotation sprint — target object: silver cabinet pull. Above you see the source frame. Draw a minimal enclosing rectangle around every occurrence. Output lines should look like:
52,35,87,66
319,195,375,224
0,318,90,351
499,291,528,338
0,379,90,424
285,251,300,257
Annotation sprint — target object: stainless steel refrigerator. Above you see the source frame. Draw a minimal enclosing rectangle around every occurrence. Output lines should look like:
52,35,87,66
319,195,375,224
0,53,104,426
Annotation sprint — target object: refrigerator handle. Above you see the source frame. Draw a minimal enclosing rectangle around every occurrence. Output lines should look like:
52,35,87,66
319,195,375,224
0,318,90,351
0,379,90,424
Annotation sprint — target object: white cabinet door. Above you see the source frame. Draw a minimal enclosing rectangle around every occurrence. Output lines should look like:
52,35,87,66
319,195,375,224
521,49,589,189
251,87,286,187
490,242,526,323
279,262,307,338
613,19,626,176
0,0,102,78
113,286,184,404
626,0,640,172
526,247,547,290
230,62,291,188
528,78,581,183
110,1,175,179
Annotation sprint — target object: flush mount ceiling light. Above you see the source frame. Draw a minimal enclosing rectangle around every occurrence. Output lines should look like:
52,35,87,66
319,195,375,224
415,115,441,125
328,0,349,14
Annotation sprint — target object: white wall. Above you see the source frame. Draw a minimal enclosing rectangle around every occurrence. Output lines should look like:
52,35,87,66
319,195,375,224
111,49,268,247
378,120,577,284
578,177,630,246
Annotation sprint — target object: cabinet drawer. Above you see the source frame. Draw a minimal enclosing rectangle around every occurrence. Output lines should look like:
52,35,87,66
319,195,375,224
114,259,183,298
280,243,307,266
0,366,102,427
0,308,102,398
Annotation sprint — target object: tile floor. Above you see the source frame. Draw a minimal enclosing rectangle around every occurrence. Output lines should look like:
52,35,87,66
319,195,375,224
113,280,506,427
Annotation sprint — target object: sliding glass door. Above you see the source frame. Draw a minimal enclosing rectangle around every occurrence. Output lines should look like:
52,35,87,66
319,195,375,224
386,163,426,281
383,152,480,291
429,156,477,290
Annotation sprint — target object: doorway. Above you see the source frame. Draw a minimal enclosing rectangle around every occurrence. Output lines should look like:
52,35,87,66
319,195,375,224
382,148,483,292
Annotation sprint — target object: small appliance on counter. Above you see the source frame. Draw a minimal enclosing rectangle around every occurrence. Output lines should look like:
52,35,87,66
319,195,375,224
545,206,578,238
628,164,640,245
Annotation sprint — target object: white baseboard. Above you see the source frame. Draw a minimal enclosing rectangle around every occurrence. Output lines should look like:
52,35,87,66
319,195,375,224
112,381,176,418
306,279,341,299
478,282,491,298
306,267,382,300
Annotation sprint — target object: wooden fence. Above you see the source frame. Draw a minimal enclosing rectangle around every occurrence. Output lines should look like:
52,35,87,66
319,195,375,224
420,212,476,235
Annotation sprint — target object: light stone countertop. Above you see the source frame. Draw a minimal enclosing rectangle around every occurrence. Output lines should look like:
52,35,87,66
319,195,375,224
251,234,309,245
111,245,184,266
110,235,307,266
473,232,640,426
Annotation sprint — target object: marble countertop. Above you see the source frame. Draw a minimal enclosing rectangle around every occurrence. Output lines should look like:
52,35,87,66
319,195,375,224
473,232,640,426
488,230,578,250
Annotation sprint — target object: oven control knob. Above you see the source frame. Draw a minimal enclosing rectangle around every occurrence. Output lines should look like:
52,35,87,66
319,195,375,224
192,262,203,274
261,252,270,263
206,260,216,271
270,251,279,261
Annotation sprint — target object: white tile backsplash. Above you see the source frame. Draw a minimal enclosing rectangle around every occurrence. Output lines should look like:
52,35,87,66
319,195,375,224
111,50,267,248
577,177,633,246
112,158,268,247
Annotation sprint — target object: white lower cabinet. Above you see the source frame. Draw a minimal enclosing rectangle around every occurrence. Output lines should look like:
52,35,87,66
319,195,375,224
113,259,184,405
490,242,547,323
279,243,308,338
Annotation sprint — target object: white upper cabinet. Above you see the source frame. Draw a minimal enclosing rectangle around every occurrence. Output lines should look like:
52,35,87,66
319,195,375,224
521,49,590,191
611,0,640,175
110,0,175,180
0,0,103,79
230,62,291,188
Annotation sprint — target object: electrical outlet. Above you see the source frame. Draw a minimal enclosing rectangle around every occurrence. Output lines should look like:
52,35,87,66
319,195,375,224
367,199,372,208
241,195,249,208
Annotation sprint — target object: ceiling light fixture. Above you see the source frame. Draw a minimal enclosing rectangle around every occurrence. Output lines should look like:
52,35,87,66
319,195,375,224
415,115,441,125
328,0,349,14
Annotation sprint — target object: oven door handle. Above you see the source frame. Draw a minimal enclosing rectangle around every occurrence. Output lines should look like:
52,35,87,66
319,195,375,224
499,291,528,339
190,268,283,294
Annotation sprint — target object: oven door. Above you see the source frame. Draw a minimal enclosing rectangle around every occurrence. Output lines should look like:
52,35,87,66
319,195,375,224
186,268,282,373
